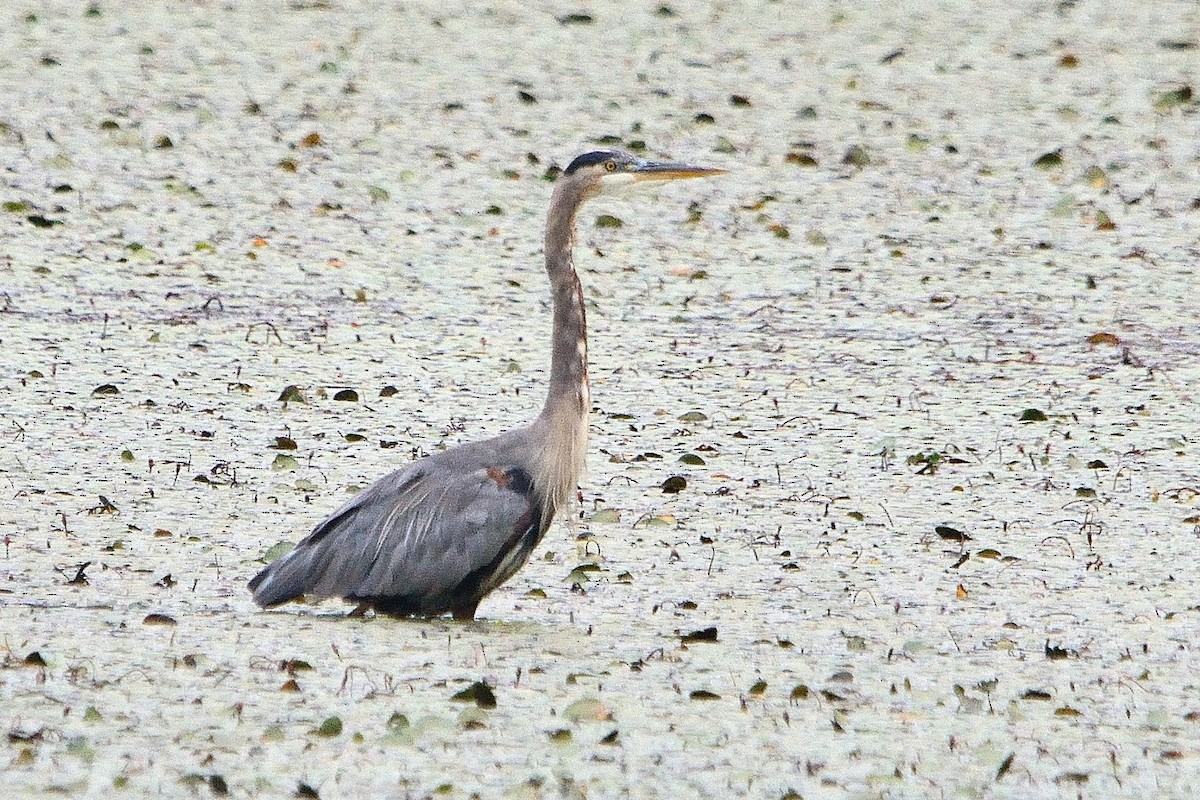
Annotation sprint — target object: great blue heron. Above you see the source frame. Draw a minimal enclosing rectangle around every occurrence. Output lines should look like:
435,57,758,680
249,150,725,620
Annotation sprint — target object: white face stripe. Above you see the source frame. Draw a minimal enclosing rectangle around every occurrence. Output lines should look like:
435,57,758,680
594,171,638,195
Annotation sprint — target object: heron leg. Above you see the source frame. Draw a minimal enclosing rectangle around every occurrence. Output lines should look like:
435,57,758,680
451,601,479,621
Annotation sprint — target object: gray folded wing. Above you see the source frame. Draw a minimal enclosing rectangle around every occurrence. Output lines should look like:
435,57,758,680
249,455,543,615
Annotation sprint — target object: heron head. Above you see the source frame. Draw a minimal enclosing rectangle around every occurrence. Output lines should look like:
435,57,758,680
561,149,726,199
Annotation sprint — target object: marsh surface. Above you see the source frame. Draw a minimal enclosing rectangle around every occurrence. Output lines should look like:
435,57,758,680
1,1,1198,797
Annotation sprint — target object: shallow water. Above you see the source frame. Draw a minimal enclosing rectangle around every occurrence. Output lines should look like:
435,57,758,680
2,1,1199,797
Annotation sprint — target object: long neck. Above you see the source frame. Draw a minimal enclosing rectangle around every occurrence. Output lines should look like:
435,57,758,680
535,181,590,512
541,182,590,422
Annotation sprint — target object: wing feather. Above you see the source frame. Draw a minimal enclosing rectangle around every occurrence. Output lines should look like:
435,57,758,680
249,449,546,616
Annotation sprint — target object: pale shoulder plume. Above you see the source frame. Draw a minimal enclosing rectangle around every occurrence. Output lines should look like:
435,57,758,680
530,396,588,523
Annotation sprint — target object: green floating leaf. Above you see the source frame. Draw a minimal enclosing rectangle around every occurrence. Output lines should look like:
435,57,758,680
1033,149,1063,169
564,563,601,584
690,689,721,701
590,508,620,524
841,144,870,167
450,681,496,709
1081,165,1109,189
315,716,342,736
278,385,305,403
562,697,612,722
92,383,119,396
595,214,623,229
935,525,970,542
1019,408,1048,422
120,449,135,462
379,385,398,397
271,454,299,471
906,134,931,152
1153,85,1193,110
678,453,705,466
1050,194,1076,217
333,389,359,402
681,626,718,643
660,475,687,494
66,737,95,763
272,436,298,450
677,410,708,422
748,680,767,697
368,186,390,202
180,774,207,791
843,635,867,651
344,432,366,443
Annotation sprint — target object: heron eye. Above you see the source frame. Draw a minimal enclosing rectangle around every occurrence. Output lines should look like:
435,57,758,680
604,161,617,172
